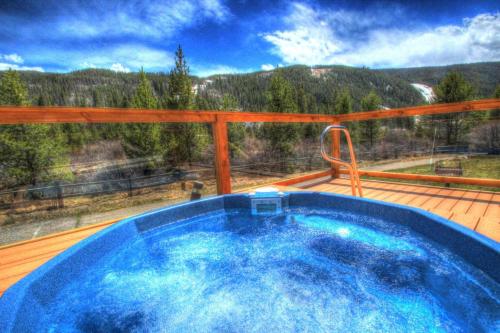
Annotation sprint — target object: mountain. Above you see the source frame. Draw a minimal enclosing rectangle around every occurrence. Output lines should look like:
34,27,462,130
5,62,499,113
200,65,424,112
378,62,499,98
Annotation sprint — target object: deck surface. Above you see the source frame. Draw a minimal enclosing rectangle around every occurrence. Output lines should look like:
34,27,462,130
0,179,498,297
0,219,117,296
295,177,499,242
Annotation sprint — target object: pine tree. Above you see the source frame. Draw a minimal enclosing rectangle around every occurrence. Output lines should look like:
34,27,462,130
124,69,162,168
165,46,191,110
434,71,479,144
261,70,299,170
0,70,70,186
335,88,360,145
132,69,158,109
220,94,246,158
162,46,208,166
359,91,382,150
335,89,352,115
297,84,321,139
435,72,474,103
489,84,500,119
266,70,299,114
0,70,28,106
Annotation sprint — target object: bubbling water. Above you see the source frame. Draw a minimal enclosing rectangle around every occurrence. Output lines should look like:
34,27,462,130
38,209,499,333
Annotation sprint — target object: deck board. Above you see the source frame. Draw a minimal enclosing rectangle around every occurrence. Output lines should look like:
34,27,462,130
0,179,498,297
0,219,117,295
303,178,499,241
484,194,500,218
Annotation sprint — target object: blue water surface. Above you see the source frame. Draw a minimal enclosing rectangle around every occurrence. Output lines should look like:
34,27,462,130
35,208,499,332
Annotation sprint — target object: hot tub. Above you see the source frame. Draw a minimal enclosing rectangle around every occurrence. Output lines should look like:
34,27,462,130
0,192,498,332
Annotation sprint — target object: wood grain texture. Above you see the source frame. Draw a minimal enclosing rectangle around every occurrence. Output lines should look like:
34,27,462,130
273,170,332,186
337,169,500,187
335,99,500,122
331,123,341,178
0,106,340,124
0,219,117,295
290,177,499,242
212,117,232,194
0,99,498,124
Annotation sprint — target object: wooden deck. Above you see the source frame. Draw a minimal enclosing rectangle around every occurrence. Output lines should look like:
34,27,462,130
0,219,118,296
0,179,498,297
291,177,499,241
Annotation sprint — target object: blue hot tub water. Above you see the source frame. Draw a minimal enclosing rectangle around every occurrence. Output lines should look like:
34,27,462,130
0,193,499,332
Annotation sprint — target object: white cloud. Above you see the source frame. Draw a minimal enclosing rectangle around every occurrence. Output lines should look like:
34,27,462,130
261,64,275,71
1,53,23,64
0,53,43,71
110,63,131,73
0,63,44,72
59,0,231,40
262,3,500,67
263,3,342,65
31,44,174,72
192,64,254,77
80,62,96,69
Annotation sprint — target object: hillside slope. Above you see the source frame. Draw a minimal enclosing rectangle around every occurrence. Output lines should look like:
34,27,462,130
378,62,500,97
4,62,498,112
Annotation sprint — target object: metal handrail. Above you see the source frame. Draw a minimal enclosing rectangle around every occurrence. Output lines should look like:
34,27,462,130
320,125,363,197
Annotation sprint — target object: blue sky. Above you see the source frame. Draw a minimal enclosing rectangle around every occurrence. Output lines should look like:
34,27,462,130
0,0,498,76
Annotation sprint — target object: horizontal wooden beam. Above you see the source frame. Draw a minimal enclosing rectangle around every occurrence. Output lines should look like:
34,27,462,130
0,99,498,125
221,112,339,123
0,107,217,124
276,168,500,188
336,99,500,122
273,170,332,186
340,169,500,187
0,106,340,124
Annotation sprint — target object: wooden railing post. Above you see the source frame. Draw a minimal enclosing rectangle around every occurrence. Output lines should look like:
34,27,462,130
212,116,232,194
331,122,341,178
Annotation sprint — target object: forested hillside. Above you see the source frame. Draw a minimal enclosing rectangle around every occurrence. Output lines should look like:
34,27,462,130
200,65,425,112
10,62,498,113
379,62,499,97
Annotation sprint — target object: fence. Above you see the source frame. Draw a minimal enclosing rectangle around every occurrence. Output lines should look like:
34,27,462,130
0,98,499,195
0,170,197,210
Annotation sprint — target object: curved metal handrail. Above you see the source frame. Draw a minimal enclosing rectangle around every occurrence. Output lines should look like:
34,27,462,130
320,125,363,197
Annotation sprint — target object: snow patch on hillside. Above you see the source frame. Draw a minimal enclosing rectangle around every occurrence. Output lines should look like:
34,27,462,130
411,83,435,102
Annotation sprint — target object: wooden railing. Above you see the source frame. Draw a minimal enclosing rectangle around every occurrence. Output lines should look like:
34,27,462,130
0,98,499,194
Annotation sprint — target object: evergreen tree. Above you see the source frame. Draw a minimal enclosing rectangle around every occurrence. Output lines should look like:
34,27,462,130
0,70,70,186
261,70,299,170
434,71,479,144
266,70,299,114
489,84,500,119
335,88,360,145
435,72,474,103
124,69,162,168
163,46,208,166
359,91,382,150
220,94,246,158
335,89,352,115
165,46,191,110
132,69,158,109
296,84,321,139
0,70,29,105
